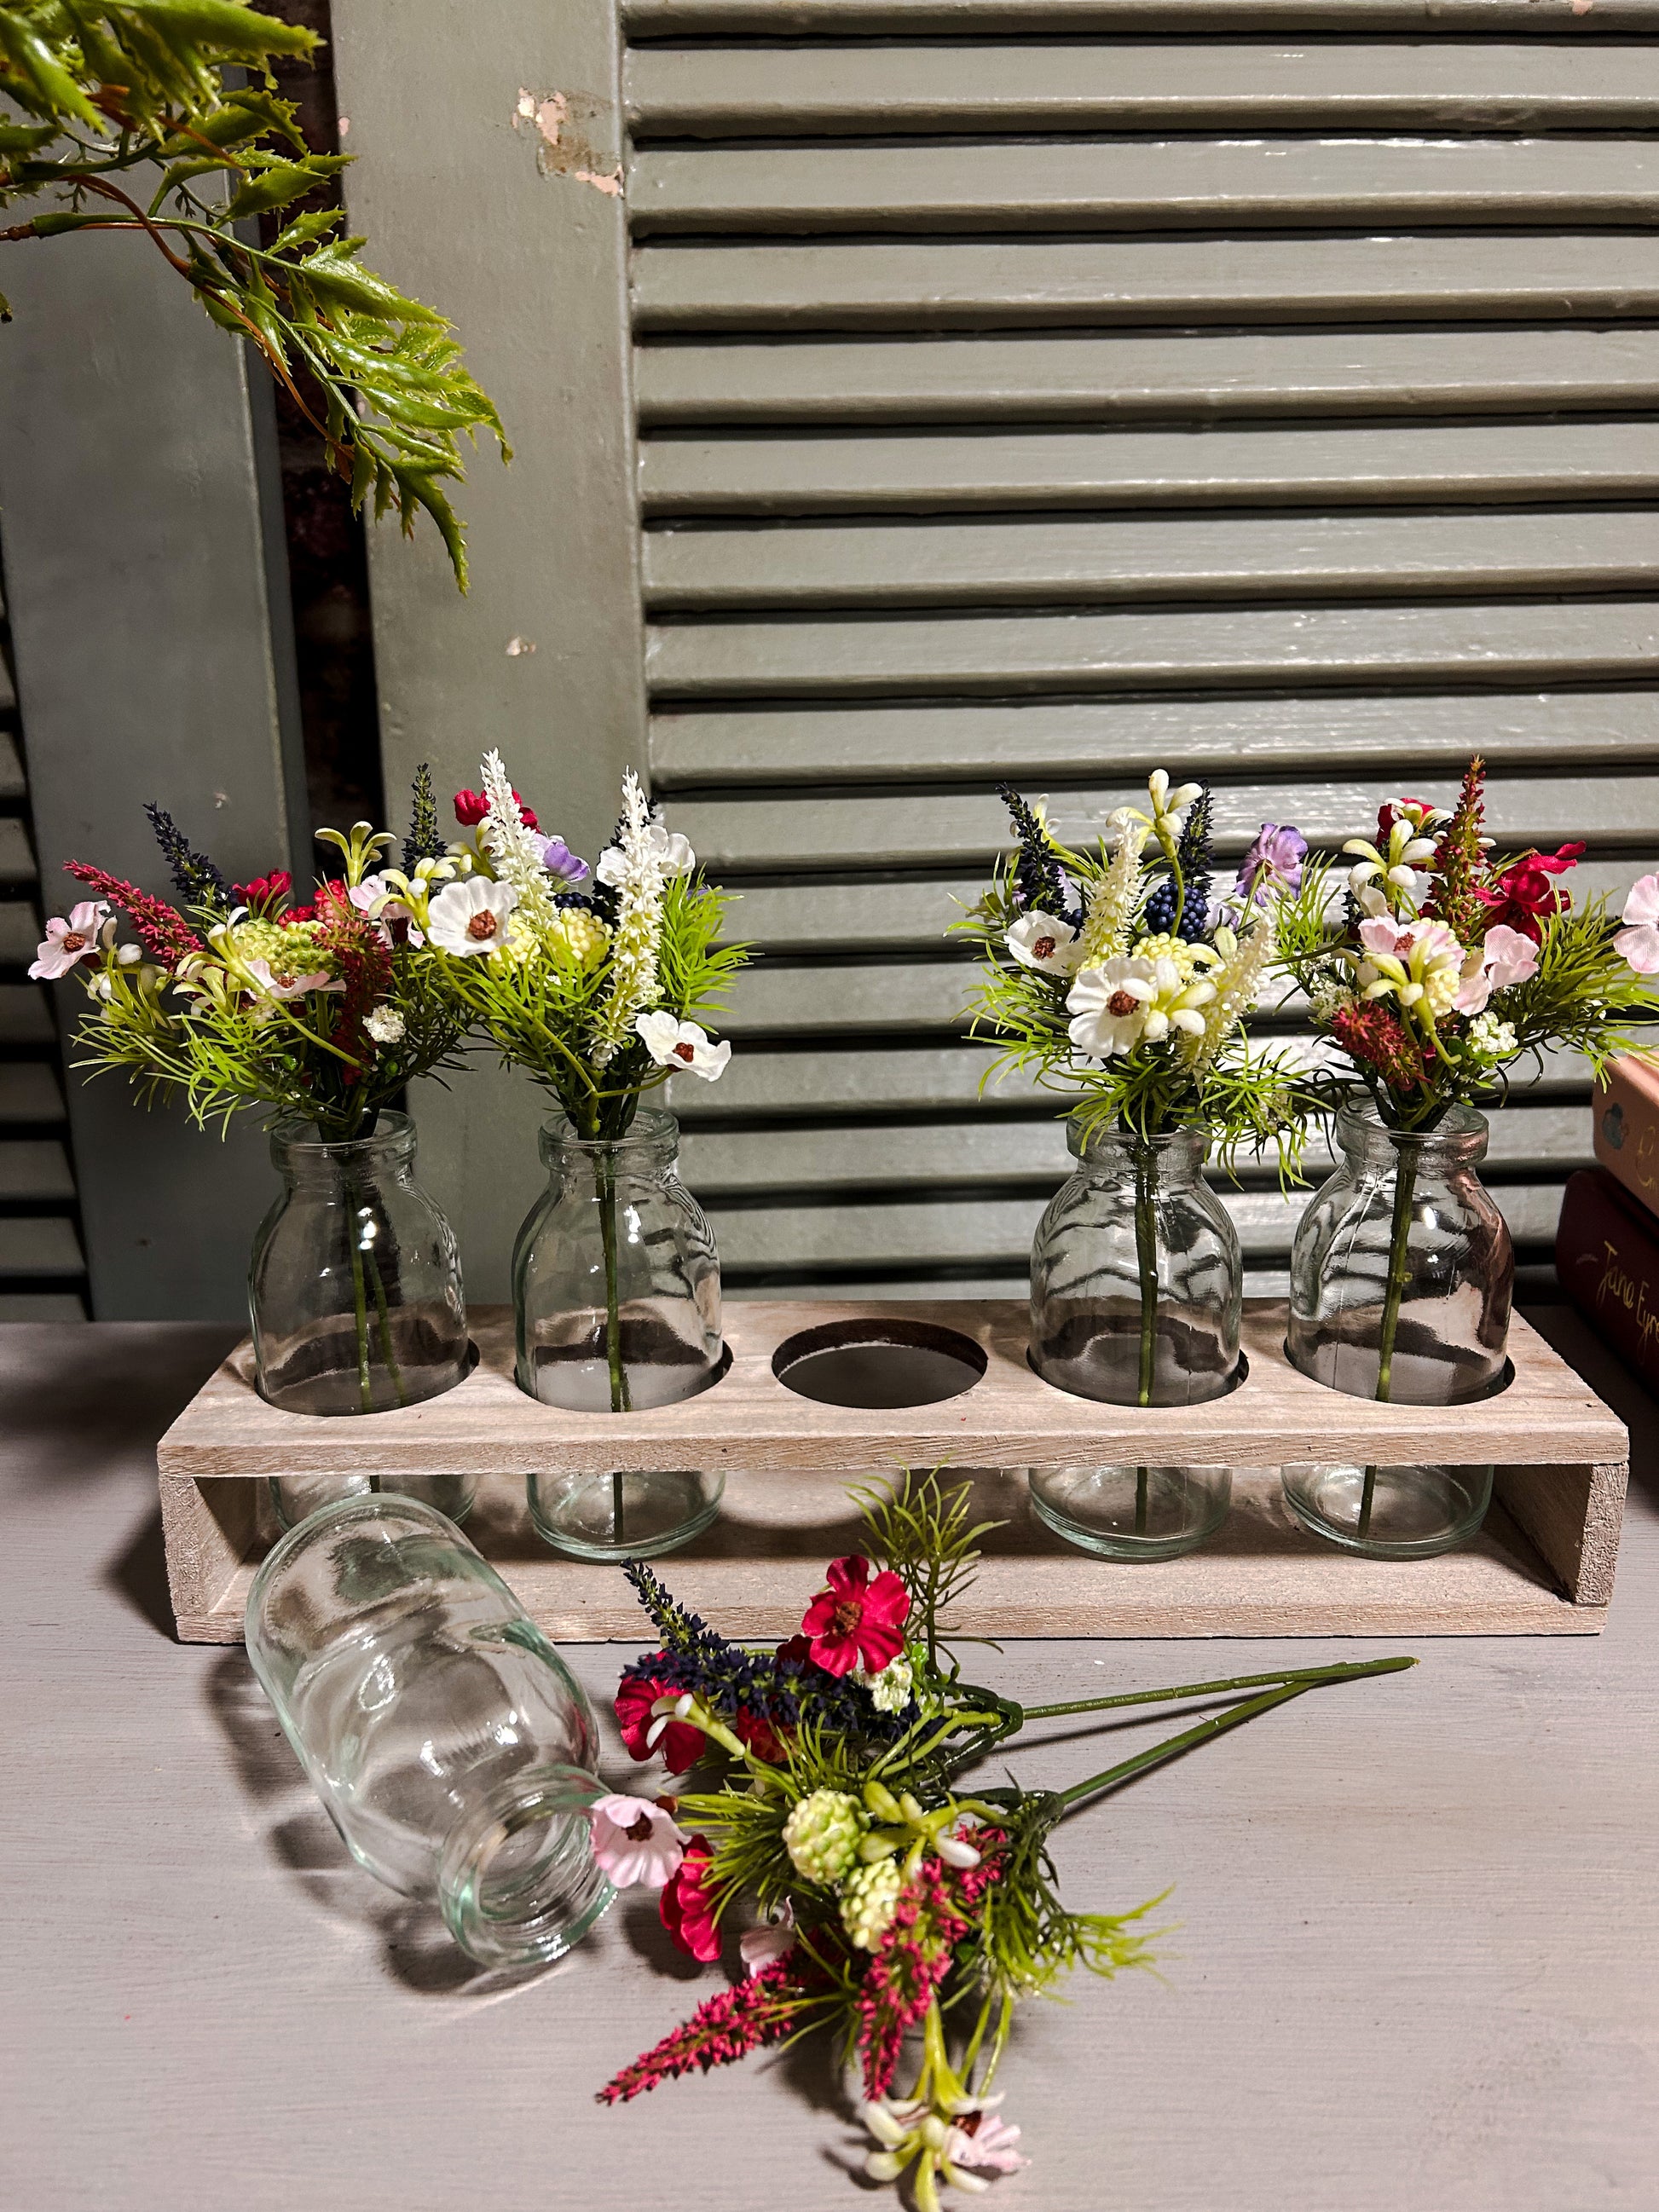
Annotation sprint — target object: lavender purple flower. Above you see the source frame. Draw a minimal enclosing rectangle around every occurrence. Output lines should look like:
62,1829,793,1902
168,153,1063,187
1238,823,1308,904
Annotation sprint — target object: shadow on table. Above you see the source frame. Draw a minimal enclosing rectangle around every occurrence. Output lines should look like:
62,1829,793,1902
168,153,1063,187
106,1501,176,1639
1,1322,238,1492
202,1648,582,2003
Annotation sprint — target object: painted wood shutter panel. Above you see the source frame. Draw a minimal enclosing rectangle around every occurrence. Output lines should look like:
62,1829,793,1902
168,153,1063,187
0,576,85,1317
629,3,1659,1293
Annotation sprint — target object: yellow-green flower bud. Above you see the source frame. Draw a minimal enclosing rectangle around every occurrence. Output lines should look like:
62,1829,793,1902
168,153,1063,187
841,1858,903,1951
782,1788,866,1886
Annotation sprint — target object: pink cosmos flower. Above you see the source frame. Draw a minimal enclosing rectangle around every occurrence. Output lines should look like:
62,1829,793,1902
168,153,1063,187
1452,923,1540,1015
30,901,108,979
588,1793,686,1889
800,1555,910,1679
245,956,344,1003
1616,874,1659,977
660,1834,721,1961
739,1902,795,1978
349,874,425,948
946,2105,1030,2175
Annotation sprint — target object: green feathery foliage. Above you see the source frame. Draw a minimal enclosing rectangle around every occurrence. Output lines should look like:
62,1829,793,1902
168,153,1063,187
0,0,505,586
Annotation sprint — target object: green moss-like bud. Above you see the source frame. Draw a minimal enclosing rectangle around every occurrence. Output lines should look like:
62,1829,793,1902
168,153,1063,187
840,1857,903,1952
782,1788,866,1886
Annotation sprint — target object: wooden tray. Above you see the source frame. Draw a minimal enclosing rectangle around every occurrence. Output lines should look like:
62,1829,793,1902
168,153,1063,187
156,1300,1629,1644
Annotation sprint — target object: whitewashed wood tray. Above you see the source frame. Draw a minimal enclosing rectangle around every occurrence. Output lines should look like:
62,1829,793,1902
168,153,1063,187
156,1300,1628,1644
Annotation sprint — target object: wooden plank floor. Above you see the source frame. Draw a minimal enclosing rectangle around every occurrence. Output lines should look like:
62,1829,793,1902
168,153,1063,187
5,1309,1659,2210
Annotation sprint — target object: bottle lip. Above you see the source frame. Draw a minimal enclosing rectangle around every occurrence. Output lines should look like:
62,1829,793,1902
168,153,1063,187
1067,1116,1210,1167
1335,1096,1489,1155
540,1107,679,1162
269,1108,415,1164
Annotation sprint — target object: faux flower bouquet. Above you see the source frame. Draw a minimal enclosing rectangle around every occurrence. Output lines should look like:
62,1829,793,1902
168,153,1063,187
360,748,747,1142
588,1474,1410,2206
966,775,1317,1161
1275,756,1659,1133
32,791,468,1141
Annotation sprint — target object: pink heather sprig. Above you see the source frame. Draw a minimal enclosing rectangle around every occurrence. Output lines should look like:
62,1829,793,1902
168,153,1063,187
857,1838,1006,2101
598,1948,841,2105
63,863,203,967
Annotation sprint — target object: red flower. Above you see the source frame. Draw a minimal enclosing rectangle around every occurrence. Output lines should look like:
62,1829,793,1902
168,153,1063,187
1376,795,1437,842
800,1555,910,1679
234,870,291,910
454,787,537,830
616,1665,704,1775
734,1707,789,1765
660,1835,720,1961
1474,843,1586,944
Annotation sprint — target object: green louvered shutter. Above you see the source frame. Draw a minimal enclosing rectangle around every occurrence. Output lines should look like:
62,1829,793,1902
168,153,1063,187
0,569,86,1317
629,1,1659,1295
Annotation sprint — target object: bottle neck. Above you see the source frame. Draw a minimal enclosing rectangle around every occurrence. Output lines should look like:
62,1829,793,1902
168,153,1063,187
436,1764,615,1969
540,1108,681,1176
1337,1098,1488,1175
269,1110,417,1185
1068,1119,1209,1187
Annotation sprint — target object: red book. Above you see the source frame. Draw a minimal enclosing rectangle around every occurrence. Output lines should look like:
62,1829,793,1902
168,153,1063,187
1556,1166,1659,1384
1592,1054,1659,1227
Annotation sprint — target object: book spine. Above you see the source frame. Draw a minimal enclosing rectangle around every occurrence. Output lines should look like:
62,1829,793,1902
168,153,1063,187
1556,1167,1659,1385
1591,1057,1659,1226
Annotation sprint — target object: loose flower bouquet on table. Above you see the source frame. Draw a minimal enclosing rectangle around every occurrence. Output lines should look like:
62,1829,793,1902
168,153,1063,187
588,1474,1412,2206
33,795,468,1140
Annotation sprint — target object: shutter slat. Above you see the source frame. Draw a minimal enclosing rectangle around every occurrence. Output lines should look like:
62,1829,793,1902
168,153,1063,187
644,508,1659,610
0,816,36,883
647,601,1659,698
638,329,1659,428
0,985,55,1044
632,137,1659,237
628,43,1659,136
628,2,1659,31
704,1182,1567,1275
0,900,42,963
0,1062,65,1123
680,1100,1593,1194
0,1140,77,1201
729,859,1645,956
689,783,1659,876
642,421,1659,517
654,690,1659,790
670,1042,1594,1119
633,234,1659,330
0,1216,84,1279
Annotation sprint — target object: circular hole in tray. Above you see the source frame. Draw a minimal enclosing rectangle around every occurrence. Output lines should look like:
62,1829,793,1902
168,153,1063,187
772,1319,987,1410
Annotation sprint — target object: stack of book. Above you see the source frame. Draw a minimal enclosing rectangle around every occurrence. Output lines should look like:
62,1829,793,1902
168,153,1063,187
1557,1055,1659,1384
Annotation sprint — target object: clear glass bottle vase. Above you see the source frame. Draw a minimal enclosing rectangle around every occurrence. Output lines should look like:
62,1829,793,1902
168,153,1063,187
1029,1121,1244,1409
245,1493,613,1968
1283,1099,1512,1557
1286,1100,1513,1406
513,1111,725,1560
249,1112,470,1418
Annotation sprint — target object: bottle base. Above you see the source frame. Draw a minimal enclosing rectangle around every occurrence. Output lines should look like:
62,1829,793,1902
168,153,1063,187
1028,1464,1232,1560
526,1469,725,1561
269,1470,477,1533
1280,1462,1494,1558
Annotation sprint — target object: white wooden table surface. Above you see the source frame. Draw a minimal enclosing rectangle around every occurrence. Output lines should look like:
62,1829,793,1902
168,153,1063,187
4,1313,1657,2212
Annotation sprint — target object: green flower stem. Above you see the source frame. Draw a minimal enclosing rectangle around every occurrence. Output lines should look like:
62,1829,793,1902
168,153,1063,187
595,1144,632,1539
1020,1655,1415,1723
364,1242,408,1409
1051,1652,1414,1815
344,1176,373,1415
1366,1134,1421,1535
1133,1142,1158,1419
